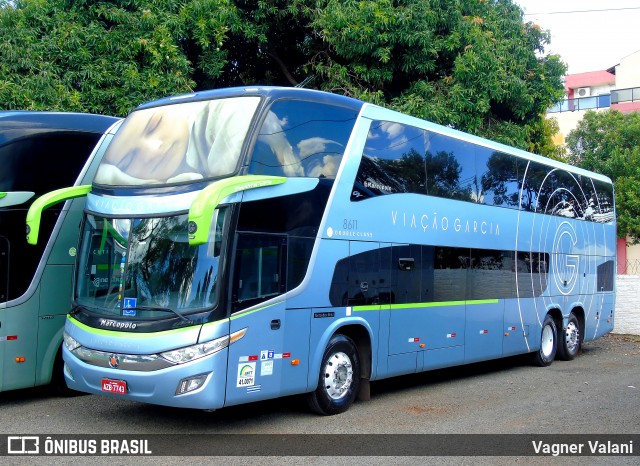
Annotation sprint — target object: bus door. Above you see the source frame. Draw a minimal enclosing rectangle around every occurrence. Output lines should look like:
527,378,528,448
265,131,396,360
225,232,289,406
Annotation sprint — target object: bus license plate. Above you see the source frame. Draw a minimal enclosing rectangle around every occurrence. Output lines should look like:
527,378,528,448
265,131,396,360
101,378,127,394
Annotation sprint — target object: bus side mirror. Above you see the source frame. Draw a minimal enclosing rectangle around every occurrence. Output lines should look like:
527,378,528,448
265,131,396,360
26,185,92,245
188,175,286,246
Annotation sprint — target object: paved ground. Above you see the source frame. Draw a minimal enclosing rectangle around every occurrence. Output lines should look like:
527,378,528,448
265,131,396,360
1,333,638,464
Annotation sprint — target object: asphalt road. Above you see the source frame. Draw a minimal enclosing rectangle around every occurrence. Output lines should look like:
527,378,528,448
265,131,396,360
1,333,638,464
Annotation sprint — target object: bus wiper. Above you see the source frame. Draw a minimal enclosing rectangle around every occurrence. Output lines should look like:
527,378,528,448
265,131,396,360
122,306,190,322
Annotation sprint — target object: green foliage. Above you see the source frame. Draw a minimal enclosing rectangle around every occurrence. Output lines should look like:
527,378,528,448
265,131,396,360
566,110,640,242
0,0,241,115
305,0,566,154
0,0,566,158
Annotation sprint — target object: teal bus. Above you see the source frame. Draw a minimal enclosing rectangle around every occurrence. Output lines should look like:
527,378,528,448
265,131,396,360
28,87,615,414
1,112,119,393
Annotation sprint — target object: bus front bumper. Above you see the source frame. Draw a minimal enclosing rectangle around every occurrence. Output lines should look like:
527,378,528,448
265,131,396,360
62,346,227,410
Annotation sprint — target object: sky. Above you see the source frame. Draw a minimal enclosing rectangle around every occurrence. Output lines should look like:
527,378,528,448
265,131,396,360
515,0,640,74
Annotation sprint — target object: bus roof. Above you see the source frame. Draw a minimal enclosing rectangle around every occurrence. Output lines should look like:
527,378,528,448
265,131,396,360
135,86,365,112
132,86,611,186
0,111,120,145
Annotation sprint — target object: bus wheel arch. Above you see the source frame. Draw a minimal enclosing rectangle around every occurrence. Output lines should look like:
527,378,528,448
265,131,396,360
557,308,584,361
307,325,371,415
531,313,559,367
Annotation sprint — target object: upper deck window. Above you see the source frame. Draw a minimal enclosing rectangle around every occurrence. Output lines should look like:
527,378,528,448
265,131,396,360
352,120,614,224
248,99,358,178
94,97,260,186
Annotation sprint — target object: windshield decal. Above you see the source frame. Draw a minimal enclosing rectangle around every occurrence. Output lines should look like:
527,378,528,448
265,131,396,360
94,97,261,186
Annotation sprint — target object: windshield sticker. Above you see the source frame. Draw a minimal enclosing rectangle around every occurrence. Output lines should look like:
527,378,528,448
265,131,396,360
123,298,137,316
237,362,256,388
261,360,274,376
95,97,260,186
238,355,258,362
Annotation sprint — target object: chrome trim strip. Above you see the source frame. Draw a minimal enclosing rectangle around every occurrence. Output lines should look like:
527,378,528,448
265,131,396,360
72,347,175,372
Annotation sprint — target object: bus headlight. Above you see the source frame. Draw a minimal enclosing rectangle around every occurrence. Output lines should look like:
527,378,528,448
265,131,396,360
63,332,81,352
160,335,230,364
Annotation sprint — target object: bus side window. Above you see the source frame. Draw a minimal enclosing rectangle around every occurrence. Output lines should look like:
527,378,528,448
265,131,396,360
390,245,421,305
232,233,287,312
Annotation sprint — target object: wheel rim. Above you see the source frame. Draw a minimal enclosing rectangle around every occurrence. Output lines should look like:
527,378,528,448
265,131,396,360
564,321,579,353
541,323,555,359
323,351,353,400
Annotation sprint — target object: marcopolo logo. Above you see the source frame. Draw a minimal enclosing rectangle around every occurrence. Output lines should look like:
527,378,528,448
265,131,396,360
98,319,137,330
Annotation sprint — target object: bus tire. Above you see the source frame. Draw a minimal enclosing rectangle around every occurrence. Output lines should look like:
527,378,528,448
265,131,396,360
307,334,360,416
51,349,84,397
531,315,557,367
557,313,581,361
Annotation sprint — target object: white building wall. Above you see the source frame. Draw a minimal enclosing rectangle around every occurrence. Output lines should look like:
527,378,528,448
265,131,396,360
614,275,640,335
614,50,640,89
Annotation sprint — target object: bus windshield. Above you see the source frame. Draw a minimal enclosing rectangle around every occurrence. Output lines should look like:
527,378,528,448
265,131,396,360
75,209,227,318
94,97,261,186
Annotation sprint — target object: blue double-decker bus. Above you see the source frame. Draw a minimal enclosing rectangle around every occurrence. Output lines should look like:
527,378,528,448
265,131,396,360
28,87,615,414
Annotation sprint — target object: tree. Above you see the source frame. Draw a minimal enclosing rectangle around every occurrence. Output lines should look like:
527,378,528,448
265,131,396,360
302,0,566,154
0,0,242,115
0,0,566,158
565,110,640,242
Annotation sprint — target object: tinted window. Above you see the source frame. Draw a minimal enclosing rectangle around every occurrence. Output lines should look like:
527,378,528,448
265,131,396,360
515,252,549,297
351,120,613,224
232,233,286,311
520,161,548,212
0,132,98,194
236,179,331,235
597,260,614,292
233,183,331,310
329,244,549,306
592,180,615,223
390,244,422,304
478,151,521,208
248,100,358,178
0,131,101,302
427,132,474,202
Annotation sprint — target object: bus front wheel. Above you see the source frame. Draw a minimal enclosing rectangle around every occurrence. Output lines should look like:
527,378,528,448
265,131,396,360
51,348,84,397
532,315,557,367
557,313,581,361
307,334,360,415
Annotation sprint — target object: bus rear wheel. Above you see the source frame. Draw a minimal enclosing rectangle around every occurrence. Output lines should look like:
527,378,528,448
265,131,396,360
557,313,581,361
532,315,557,367
307,334,360,415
